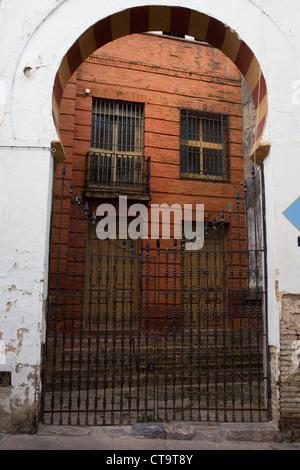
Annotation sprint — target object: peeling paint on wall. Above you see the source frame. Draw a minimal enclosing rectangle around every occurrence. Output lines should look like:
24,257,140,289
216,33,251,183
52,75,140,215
6,329,29,357
0,340,6,364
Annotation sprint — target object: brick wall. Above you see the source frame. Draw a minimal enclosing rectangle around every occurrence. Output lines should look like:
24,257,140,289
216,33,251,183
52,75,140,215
58,33,245,216
50,33,247,332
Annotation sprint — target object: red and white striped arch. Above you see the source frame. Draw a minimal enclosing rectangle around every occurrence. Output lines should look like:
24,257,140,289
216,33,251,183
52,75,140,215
53,5,269,162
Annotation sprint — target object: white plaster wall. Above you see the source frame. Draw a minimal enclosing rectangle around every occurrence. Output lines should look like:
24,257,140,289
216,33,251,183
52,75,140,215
0,147,53,429
0,0,300,428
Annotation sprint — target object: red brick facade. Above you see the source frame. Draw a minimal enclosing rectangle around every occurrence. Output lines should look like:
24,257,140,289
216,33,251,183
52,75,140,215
51,33,247,332
58,33,244,217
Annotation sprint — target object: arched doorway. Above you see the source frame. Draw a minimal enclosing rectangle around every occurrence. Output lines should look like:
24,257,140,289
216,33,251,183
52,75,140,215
52,6,269,163
42,5,270,426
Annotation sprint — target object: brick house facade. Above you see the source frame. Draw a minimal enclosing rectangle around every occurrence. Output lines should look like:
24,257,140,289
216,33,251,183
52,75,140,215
52,32,248,328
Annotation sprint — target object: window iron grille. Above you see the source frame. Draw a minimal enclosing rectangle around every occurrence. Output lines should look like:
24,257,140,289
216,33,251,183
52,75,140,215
87,99,149,196
180,109,230,181
91,99,144,155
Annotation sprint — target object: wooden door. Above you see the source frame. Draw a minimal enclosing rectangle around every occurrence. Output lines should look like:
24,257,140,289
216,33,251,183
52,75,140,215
183,225,227,328
84,222,141,330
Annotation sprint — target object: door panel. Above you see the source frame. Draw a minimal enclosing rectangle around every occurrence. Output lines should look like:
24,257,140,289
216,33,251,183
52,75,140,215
84,223,141,330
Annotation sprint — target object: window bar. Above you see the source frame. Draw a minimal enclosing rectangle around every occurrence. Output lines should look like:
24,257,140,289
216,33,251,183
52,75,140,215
85,211,96,425
172,239,177,421
205,222,210,421
186,110,190,175
125,154,128,186
102,233,111,425
49,166,66,425
229,201,236,422
76,201,89,426
59,179,74,425
98,98,101,150
244,179,254,422
96,152,100,185
221,115,225,178
221,208,228,422
133,155,135,186
128,239,134,424
188,237,193,421
111,100,114,151
67,191,81,425
216,117,219,175
129,102,132,154
93,101,97,180
94,226,103,425
213,217,219,422
236,191,245,422
120,238,126,424
164,247,169,421
252,166,262,421
136,108,139,184
180,236,186,421
92,100,96,150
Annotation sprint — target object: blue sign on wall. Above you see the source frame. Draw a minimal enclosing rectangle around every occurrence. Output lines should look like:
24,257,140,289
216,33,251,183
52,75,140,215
283,197,300,232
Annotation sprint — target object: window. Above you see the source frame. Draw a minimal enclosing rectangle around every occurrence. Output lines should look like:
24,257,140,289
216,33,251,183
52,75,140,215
90,99,144,186
91,99,144,154
180,109,230,181
162,32,185,38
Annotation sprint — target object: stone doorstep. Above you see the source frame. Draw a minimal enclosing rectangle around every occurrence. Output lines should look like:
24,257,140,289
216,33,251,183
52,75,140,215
130,421,281,442
37,422,284,443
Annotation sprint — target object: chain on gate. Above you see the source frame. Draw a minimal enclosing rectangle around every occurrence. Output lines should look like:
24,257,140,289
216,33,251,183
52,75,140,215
42,165,271,425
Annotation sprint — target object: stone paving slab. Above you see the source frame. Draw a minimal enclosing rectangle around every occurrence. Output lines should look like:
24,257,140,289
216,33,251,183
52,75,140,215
0,423,300,451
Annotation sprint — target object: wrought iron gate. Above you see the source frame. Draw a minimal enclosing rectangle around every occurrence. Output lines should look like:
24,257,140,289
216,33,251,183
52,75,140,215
42,165,271,425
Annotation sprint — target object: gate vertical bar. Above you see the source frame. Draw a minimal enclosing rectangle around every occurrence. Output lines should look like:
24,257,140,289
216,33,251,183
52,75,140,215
221,208,227,422
205,222,210,421
41,160,57,424
155,239,160,421
111,242,118,424
180,236,185,421
77,201,89,425
244,179,254,422
85,211,96,425
102,234,110,425
68,191,81,425
145,243,150,419
172,240,177,421
229,202,236,422
260,162,271,419
188,238,194,421
120,239,126,424
236,191,245,422
252,166,262,421
59,178,74,425
164,247,169,421
213,217,219,422
94,224,102,425
128,239,134,424
197,232,202,421
49,166,66,425
136,247,142,422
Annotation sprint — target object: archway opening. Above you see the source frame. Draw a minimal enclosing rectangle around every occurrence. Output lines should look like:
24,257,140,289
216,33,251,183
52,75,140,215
43,5,270,425
52,6,269,164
